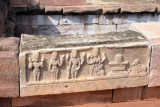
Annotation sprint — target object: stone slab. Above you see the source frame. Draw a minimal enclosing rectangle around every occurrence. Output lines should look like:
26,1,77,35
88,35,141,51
144,86,160,100
16,15,61,26
40,0,86,6
32,25,85,36
19,30,150,96
0,37,20,97
13,90,112,106
59,15,99,25
117,24,130,31
83,25,116,35
0,98,12,107
113,87,144,102
130,23,160,87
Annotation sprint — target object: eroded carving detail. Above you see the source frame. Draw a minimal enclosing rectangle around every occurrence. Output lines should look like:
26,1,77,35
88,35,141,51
87,48,106,77
66,50,85,79
28,52,44,82
49,52,65,80
108,54,128,76
129,59,147,75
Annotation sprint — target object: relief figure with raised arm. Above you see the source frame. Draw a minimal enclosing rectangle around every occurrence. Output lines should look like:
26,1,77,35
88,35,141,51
49,52,65,80
67,50,85,79
28,52,44,82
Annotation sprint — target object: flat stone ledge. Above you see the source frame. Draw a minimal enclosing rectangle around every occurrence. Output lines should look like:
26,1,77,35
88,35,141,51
13,90,112,106
19,30,150,97
130,22,160,87
11,4,159,15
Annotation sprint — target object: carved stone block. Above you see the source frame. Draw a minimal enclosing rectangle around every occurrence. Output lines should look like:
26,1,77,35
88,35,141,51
19,30,150,97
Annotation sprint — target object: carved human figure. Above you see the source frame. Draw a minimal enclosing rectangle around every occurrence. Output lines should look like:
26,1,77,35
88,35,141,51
67,50,85,79
129,59,147,75
87,48,106,77
28,52,44,82
49,52,65,80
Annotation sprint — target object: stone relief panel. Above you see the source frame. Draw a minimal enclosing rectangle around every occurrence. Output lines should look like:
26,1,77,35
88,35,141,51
25,47,149,84
19,32,150,97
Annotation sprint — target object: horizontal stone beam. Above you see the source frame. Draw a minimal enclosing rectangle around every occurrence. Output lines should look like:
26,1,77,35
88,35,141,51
10,0,160,6
19,30,150,97
11,4,159,15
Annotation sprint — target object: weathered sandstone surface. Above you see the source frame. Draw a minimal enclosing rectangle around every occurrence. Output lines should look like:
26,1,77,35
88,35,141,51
19,30,150,96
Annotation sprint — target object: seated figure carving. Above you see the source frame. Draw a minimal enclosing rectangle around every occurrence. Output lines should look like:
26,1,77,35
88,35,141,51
87,48,106,77
129,59,147,75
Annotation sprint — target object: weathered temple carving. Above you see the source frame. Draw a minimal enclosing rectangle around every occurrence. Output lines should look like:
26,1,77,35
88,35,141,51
28,52,44,82
20,31,150,97
87,48,106,77
108,54,128,76
129,59,147,75
49,52,65,80
66,50,85,79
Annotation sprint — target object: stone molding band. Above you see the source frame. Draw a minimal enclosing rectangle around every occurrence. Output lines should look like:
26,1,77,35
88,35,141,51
12,4,160,15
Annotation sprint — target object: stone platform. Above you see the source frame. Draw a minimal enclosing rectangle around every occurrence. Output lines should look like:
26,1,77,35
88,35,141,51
19,30,150,97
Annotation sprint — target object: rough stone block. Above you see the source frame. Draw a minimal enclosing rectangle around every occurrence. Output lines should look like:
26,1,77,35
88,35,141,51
112,15,127,25
121,4,157,13
63,6,103,15
130,23,160,87
99,15,113,25
29,15,44,25
16,15,45,25
124,14,137,24
14,25,33,37
13,90,112,106
86,0,132,5
108,100,160,107
20,31,150,97
113,87,144,102
28,0,40,6
0,37,20,53
0,37,20,97
40,0,86,6
0,98,12,107
16,15,61,26
60,15,99,25
32,25,85,36
45,6,63,14
16,15,28,25
84,25,116,35
117,24,130,31
44,15,61,25
103,5,120,14
144,87,160,100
